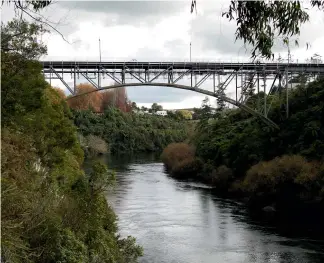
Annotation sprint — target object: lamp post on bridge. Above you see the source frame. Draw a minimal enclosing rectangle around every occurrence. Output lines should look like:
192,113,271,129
99,38,102,88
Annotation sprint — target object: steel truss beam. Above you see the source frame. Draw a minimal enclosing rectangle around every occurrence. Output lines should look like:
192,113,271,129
42,61,324,129
100,66,122,84
76,67,99,89
124,66,145,83
49,67,74,94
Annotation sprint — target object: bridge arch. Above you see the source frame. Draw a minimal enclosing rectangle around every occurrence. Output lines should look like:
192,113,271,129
66,82,279,129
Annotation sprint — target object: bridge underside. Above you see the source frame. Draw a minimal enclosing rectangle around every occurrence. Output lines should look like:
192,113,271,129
42,61,324,129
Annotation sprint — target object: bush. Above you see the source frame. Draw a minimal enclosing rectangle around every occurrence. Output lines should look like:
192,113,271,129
243,155,320,201
86,135,108,156
172,157,203,178
211,165,233,189
161,143,195,170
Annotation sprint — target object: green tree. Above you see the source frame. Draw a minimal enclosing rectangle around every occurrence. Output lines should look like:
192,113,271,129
1,19,48,59
1,17,144,263
151,102,163,113
1,19,49,124
131,101,139,111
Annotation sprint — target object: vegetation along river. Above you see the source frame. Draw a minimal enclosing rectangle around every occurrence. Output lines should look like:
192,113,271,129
86,154,324,263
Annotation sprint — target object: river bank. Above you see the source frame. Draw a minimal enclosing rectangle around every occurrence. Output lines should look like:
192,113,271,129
161,78,324,232
161,143,324,235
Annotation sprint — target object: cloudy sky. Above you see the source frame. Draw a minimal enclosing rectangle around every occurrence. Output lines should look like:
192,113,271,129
2,1,324,109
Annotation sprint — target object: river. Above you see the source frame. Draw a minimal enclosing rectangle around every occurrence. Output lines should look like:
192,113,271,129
87,153,324,263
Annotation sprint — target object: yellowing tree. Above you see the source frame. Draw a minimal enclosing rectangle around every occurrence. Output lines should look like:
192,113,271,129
67,83,102,112
177,110,192,120
52,87,66,99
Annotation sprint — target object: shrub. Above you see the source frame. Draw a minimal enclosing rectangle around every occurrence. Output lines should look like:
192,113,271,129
228,179,244,195
211,165,233,189
172,157,203,178
86,135,108,156
161,143,195,170
243,155,320,201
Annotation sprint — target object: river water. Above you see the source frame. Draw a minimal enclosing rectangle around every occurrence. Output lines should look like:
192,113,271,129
89,154,324,263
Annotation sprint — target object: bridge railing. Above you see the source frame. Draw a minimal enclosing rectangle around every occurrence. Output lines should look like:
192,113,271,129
40,56,321,65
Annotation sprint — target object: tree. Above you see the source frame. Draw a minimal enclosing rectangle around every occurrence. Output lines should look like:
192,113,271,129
1,20,49,123
177,110,193,120
131,102,139,111
201,97,212,118
151,102,163,113
192,1,324,59
3,0,52,12
52,87,66,100
1,19,48,60
141,106,148,112
101,90,114,111
67,83,102,112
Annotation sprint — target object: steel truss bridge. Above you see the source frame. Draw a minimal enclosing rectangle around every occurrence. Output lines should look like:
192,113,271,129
42,61,324,129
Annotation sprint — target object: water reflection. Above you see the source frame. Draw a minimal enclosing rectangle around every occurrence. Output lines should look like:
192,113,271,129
99,154,324,263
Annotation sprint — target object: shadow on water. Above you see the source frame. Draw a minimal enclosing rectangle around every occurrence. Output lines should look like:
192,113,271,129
87,153,324,263
84,152,161,172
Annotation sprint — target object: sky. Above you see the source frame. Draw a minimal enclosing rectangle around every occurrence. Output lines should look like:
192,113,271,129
2,0,324,109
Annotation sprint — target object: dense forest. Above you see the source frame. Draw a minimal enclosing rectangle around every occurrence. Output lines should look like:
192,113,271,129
162,77,324,216
72,107,188,155
1,19,143,263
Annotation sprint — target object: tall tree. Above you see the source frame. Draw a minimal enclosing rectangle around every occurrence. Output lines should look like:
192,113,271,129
101,90,114,111
1,19,48,59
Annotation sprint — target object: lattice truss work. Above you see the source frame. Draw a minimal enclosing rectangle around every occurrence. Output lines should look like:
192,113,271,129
42,61,324,128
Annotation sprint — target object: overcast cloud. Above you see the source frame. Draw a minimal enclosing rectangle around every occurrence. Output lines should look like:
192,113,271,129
2,0,324,109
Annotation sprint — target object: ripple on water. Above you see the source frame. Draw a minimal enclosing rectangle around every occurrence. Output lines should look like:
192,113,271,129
103,158,324,263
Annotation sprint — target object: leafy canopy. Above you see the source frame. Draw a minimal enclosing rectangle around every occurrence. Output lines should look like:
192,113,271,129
1,19,48,60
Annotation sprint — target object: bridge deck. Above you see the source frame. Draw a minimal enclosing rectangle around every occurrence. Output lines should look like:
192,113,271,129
41,61,324,74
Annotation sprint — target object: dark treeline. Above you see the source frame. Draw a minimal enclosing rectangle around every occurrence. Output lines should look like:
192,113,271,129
72,108,188,155
1,19,143,263
162,77,324,220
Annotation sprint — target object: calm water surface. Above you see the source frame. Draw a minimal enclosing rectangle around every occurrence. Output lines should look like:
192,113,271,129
89,154,324,263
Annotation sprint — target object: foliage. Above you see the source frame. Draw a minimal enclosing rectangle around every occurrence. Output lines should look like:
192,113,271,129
160,143,195,170
2,0,52,12
1,19,142,263
67,84,132,113
67,83,102,112
1,19,48,59
162,77,324,211
243,155,322,204
211,165,233,189
150,102,163,113
53,87,67,99
83,134,109,157
194,77,324,177
72,107,188,154
197,96,212,127
177,109,192,120
172,157,203,179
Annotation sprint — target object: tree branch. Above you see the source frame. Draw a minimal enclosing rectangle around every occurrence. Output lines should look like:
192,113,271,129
16,5,70,44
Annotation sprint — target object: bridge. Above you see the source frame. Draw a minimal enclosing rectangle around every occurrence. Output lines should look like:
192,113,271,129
42,61,324,128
